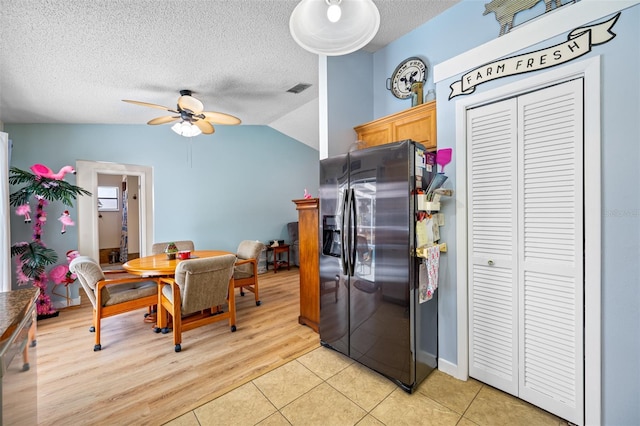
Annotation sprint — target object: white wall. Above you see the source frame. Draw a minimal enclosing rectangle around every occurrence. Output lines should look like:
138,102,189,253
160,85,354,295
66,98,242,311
269,98,319,151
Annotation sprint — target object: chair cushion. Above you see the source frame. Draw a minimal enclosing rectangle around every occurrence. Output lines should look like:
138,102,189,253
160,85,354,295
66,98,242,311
70,256,105,291
233,267,253,280
106,281,157,306
171,255,236,315
70,256,111,304
233,240,264,278
235,240,264,276
70,256,156,306
237,240,264,260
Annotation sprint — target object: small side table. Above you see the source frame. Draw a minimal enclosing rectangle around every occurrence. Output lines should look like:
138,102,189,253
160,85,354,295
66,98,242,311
267,244,290,273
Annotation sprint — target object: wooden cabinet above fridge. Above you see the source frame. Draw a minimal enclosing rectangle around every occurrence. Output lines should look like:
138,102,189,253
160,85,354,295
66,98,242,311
354,101,436,150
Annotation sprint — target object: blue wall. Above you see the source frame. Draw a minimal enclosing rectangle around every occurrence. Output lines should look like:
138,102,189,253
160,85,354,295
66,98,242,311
6,123,319,290
327,50,375,157
328,1,639,424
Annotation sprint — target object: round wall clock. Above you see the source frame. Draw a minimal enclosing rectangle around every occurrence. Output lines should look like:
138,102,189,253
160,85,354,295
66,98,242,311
387,57,428,99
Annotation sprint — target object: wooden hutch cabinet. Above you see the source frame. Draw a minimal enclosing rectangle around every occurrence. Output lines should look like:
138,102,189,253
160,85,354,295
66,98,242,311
292,198,319,333
354,100,436,150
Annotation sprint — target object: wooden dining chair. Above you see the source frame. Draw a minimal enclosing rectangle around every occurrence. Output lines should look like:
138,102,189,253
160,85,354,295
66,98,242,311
148,241,193,317
148,241,195,320
233,240,265,306
156,255,237,352
69,256,159,351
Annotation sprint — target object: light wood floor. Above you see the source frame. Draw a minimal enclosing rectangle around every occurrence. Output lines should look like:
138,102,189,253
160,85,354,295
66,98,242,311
36,268,320,425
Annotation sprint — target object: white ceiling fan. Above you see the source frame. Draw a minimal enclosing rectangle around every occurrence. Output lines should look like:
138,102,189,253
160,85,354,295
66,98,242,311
122,90,241,137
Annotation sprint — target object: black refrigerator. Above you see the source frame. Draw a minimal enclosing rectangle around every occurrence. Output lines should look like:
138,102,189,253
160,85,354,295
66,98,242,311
319,139,438,392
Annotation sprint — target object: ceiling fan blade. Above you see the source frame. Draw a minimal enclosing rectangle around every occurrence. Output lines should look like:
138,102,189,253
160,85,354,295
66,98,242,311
193,119,215,135
147,116,180,125
178,95,204,114
200,111,241,125
122,99,178,113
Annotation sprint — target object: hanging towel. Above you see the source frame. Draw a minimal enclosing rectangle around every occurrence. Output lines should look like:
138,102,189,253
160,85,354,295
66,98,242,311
419,245,440,303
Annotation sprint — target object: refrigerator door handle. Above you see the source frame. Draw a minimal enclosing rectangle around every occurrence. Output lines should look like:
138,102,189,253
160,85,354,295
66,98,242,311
345,188,355,276
340,189,349,275
350,188,357,275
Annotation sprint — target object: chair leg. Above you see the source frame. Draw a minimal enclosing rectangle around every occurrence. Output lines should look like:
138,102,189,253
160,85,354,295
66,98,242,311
93,310,102,351
144,304,157,323
156,283,169,333
253,283,260,306
172,306,182,352
154,306,167,333
89,309,96,333
251,262,260,306
229,278,237,332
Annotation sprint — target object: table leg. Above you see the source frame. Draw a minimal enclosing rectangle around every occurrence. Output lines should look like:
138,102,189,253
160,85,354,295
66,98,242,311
273,248,277,273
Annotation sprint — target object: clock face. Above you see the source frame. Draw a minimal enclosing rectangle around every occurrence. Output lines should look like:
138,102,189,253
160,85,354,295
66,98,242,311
390,57,427,99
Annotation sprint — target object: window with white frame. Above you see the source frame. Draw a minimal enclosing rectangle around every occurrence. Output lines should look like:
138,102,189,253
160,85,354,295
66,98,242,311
97,186,119,211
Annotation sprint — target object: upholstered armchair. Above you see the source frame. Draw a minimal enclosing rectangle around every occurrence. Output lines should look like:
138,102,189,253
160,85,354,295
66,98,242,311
151,240,195,255
287,222,300,266
69,256,158,351
234,240,265,306
156,255,237,352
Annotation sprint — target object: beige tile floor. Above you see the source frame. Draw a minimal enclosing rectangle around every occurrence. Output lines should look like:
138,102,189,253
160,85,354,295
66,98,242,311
165,346,567,426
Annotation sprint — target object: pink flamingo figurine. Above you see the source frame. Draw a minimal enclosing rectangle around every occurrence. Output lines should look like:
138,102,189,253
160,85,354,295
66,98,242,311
66,250,79,263
30,164,76,180
58,210,75,234
15,203,31,223
50,250,80,285
49,264,71,285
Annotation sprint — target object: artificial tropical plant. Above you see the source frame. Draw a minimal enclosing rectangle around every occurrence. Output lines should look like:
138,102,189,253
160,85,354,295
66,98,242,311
9,165,91,316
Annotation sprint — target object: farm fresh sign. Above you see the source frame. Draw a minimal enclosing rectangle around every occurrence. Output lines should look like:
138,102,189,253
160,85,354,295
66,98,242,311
449,12,620,99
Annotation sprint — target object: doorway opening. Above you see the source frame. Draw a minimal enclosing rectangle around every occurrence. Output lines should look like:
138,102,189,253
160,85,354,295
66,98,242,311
76,161,153,267
96,174,140,267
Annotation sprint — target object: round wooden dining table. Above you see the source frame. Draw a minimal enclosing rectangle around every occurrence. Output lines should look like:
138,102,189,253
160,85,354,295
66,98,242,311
122,250,235,276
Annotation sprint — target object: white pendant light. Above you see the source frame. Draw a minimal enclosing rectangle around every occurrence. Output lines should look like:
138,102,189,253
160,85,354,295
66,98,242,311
171,121,202,138
290,0,380,56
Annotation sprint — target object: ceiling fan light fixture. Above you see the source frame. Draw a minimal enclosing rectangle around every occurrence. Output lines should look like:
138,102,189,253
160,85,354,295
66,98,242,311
289,0,380,56
171,121,202,138
123,91,239,136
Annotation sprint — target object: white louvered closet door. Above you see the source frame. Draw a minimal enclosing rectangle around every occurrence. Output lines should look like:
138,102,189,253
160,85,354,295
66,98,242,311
467,98,519,395
468,79,584,425
517,79,583,424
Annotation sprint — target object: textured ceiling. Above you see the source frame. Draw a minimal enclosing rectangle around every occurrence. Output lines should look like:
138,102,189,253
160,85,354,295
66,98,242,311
0,0,459,127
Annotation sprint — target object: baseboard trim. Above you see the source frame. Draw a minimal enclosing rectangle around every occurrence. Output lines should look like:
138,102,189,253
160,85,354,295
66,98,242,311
53,297,81,310
438,357,466,381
